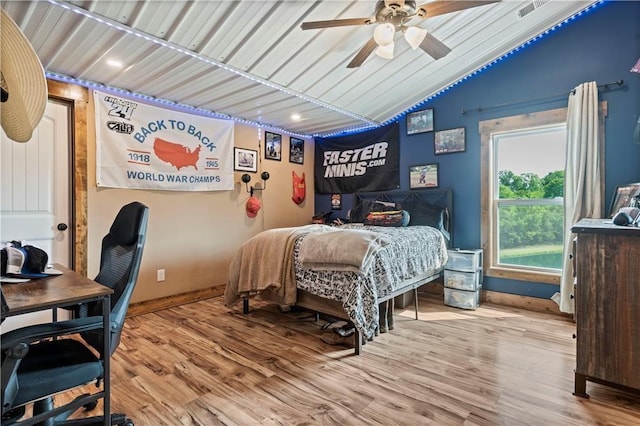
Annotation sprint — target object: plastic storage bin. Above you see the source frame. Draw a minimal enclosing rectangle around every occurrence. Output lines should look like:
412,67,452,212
444,269,482,291
446,249,483,272
444,248,483,310
444,286,482,310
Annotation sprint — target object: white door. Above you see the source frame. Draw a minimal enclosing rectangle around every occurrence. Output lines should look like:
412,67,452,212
1,99,71,331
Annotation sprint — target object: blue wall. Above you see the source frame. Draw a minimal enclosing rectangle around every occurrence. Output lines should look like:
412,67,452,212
316,1,640,299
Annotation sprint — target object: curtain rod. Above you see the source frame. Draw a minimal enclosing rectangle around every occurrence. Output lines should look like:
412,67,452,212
461,80,624,115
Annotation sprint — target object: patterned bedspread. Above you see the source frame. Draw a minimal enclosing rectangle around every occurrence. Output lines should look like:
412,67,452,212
294,224,448,338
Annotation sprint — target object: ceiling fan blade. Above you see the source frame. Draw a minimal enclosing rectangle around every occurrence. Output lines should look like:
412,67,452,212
347,38,378,68
301,17,372,30
415,0,500,19
418,32,451,60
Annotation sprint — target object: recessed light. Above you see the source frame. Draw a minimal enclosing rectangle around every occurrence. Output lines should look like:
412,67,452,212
291,113,301,121
106,59,123,68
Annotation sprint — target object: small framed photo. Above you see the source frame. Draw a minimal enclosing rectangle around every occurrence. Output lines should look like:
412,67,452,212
289,137,304,164
233,147,257,172
409,163,439,189
265,131,282,161
608,183,640,217
407,108,434,135
331,193,342,210
435,127,466,155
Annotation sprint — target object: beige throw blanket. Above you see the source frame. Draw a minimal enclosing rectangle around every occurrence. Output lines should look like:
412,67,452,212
299,228,391,273
225,225,327,307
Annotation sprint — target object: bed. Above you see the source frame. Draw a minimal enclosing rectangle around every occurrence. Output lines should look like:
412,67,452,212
225,189,453,354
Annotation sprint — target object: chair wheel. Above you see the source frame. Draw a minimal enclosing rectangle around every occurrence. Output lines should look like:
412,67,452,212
121,419,134,426
83,400,98,411
1,406,25,422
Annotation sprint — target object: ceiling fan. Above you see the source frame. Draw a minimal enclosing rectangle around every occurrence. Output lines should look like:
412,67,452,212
301,0,500,68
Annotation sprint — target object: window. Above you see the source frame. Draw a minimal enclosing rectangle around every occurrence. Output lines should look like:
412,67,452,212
480,108,568,284
495,125,565,271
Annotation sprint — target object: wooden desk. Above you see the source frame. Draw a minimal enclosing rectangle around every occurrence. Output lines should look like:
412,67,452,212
2,265,112,318
1,264,113,426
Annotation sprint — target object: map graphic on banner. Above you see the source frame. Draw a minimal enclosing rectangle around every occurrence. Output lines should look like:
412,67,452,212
94,90,234,191
154,137,201,170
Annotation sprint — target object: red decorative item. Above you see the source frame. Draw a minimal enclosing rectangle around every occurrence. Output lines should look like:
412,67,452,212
292,171,305,205
246,196,261,218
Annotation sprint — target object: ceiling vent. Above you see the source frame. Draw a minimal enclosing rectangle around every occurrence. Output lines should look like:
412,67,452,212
518,0,551,19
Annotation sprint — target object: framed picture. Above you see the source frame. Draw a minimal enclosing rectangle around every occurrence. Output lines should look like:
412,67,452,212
331,193,342,210
409,163,439,189
608,182,640,217
289,137,304,164
435,127,466,155
265,131,282,161
406,108,434,135
233,147,257,172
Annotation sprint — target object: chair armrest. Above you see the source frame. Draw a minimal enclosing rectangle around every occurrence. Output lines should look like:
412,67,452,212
1,342,28,414
1,316,104,350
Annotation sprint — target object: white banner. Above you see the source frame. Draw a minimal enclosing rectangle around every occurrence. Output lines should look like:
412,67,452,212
94,90,234,191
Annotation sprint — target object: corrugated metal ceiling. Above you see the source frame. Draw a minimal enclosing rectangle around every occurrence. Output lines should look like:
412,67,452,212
1,0,598,136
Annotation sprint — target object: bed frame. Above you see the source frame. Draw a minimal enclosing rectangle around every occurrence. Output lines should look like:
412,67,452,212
242,188,453,355
296,270,443,354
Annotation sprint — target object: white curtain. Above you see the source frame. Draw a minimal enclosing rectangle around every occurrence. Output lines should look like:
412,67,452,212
555,81,602,314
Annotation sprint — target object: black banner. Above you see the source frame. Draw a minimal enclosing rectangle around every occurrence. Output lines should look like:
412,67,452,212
314,122,400,194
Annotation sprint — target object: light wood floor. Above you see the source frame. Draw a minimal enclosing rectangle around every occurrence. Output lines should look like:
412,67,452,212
67,291,639,425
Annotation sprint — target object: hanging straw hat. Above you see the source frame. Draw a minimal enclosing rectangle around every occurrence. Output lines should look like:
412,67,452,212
1,8,47,142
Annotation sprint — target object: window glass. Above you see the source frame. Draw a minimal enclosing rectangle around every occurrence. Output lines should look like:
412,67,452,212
493,125,566,271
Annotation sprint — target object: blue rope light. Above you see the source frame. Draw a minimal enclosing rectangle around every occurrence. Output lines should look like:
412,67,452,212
47,72,311,139
45,0,376,138
322,0,606,138
373,0,606,131
45,0,605,139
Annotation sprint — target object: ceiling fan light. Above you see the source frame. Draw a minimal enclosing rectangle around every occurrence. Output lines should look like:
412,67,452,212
404,26,427,50
375,42,394,60
373,23,395,46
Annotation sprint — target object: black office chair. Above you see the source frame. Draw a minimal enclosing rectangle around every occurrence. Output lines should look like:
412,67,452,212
1,201,149,426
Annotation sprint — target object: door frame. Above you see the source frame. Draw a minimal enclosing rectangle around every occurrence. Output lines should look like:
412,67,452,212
47,79,89,276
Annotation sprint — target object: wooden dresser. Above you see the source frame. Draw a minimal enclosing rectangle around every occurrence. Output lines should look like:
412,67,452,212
571,218,640,397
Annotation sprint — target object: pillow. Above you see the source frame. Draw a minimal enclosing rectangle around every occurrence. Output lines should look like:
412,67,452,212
364,210,410,227
400,201,444,227
400,201,450,240
350,199,399,223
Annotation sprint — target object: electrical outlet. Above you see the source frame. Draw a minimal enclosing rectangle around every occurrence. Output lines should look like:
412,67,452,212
157,269,165,282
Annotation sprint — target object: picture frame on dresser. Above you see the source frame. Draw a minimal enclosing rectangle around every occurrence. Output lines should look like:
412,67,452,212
608,182,640,217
